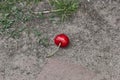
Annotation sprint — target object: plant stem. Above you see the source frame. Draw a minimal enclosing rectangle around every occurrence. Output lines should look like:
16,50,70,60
33,9,64,14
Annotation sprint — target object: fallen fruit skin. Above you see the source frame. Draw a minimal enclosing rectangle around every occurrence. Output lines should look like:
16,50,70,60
54,34,69,47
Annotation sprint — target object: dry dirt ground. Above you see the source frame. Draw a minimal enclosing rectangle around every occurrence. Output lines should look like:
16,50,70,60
0,0,120,80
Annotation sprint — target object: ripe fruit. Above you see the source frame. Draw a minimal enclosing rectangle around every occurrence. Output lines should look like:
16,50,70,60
54,33,70,47
46,33,70,58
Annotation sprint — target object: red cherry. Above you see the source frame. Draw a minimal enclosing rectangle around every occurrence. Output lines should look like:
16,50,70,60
54,33,70,47
46,33,70,57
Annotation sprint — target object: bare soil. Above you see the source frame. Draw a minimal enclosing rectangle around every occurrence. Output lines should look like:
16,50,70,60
0,0,120,80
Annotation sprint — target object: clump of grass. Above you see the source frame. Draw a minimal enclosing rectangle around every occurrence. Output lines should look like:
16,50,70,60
49,0,79,21
38,37,49,47
0,13,14,33
0,0,42,38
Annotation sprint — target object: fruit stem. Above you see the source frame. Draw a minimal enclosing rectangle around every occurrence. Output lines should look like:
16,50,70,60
46,43,61,58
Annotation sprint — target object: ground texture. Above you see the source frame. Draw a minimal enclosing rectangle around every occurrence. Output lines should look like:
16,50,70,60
0,0,120,80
